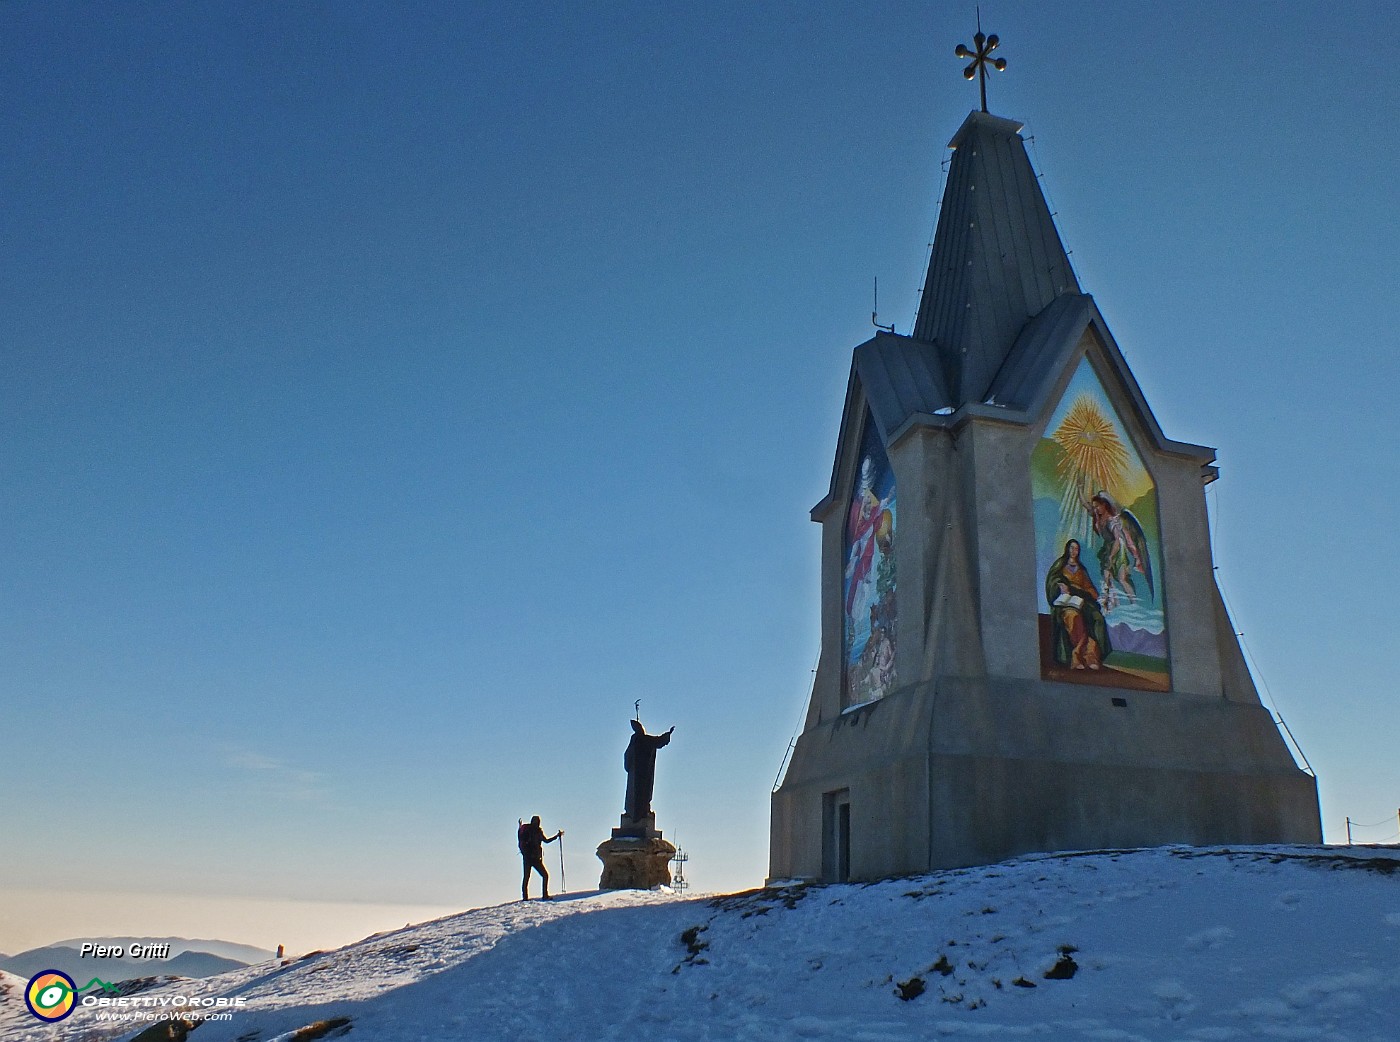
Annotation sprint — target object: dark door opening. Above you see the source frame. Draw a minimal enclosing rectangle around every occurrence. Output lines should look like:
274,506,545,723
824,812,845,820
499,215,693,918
823,789,851,882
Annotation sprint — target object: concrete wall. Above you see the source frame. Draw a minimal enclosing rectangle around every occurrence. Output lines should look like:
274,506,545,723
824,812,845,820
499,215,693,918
923,674,1318,864
966,420,1040,681
772,668,1318,880
770,335,1321,884
771,682,933,880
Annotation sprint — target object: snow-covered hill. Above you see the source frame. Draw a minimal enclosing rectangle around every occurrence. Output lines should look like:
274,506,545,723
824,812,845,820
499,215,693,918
3,846,1397,1041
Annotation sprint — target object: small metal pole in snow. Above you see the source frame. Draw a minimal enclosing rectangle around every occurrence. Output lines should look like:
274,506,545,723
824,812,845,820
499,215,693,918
559,832,567,894
1346,817,1353,845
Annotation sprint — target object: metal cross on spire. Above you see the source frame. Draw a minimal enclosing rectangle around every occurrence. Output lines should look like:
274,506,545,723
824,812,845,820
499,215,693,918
955,9,1007,113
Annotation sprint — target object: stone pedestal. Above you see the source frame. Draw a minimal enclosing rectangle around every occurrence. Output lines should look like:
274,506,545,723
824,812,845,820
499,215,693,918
597,836,676,889
597,815,675,889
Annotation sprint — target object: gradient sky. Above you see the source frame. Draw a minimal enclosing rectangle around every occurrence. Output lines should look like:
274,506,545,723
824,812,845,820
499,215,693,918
4,1,1399,955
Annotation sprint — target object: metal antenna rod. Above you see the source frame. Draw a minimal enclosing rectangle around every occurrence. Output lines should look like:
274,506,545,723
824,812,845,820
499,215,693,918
872,277,894,333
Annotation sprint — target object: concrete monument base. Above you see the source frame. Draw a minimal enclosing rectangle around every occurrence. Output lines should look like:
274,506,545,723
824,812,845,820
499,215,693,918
610,812,662,840
597,832,676,890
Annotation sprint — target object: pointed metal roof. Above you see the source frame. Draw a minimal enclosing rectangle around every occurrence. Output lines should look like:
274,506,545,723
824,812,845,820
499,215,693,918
913,111,1079,405
813,109,1222,521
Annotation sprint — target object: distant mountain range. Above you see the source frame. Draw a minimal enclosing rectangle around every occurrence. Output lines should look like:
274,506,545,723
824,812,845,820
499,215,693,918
1,936,276,983
1107,621,1167,659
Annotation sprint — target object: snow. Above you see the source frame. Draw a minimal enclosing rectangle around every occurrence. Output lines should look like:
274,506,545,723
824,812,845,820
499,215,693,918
3,846,1397,1042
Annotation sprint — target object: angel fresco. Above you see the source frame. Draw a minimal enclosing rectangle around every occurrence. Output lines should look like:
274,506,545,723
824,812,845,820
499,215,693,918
1084,490,1154,611
1033,358,1170,690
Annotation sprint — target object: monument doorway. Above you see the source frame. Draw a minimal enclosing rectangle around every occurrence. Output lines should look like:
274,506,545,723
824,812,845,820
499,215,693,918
823,789,851,882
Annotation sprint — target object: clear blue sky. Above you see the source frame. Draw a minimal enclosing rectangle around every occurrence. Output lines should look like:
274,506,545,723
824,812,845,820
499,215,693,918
4,1,1398,953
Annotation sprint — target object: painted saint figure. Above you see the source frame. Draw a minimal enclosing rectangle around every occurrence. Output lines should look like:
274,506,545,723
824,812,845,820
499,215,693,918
623,720,674,824
1045,539,1111,670
844,458,893,614
848,602,895,701
843,420,898,704
1084,490,1154,609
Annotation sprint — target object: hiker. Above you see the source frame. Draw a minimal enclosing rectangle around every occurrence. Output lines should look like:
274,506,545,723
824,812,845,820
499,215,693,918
518,815,563,900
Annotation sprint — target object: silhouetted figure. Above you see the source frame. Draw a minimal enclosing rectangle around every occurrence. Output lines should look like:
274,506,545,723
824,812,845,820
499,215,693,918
517,815,563,900
623,720,674,824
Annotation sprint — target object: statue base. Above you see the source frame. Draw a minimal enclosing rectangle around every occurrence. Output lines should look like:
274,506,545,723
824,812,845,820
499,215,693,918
596,828,676,890
611,812,662,840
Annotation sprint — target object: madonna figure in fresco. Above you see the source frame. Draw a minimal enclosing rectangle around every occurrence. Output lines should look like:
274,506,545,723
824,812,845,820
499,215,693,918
1045,539,1111,670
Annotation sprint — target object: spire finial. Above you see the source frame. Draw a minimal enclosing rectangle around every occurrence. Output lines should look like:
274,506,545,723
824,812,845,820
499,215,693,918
954,8,1007,113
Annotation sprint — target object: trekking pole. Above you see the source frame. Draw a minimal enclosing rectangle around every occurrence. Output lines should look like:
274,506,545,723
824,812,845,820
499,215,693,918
558,832,568,894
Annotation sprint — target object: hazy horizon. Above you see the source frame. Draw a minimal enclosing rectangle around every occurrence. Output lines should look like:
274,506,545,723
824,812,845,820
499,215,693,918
0,887,461,958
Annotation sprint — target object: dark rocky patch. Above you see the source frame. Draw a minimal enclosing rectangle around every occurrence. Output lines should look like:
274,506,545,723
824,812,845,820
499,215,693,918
894,976,925,1000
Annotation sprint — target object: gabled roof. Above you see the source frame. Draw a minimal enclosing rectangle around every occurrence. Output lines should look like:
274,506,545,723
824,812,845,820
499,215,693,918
987,292,1218,466
815,296,1217,518
853,332,951,442
814,110,1219,519
984,290,1092,410
913,111,1079,405
815,332,946,519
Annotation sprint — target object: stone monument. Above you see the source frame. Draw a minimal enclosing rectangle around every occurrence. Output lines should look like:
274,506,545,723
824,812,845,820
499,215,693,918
597,720,676,888
769,28,1322,884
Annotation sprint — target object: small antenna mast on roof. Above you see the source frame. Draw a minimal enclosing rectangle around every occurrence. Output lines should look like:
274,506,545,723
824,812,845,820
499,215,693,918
634,699,641,722
872,277,895,334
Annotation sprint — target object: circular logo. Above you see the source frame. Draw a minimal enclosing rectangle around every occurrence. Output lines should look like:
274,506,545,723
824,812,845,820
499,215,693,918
25,970,78,1022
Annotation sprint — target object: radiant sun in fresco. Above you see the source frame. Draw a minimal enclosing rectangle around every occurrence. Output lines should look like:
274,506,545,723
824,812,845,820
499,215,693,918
1032,358,1169,691
1053,394,1130,530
